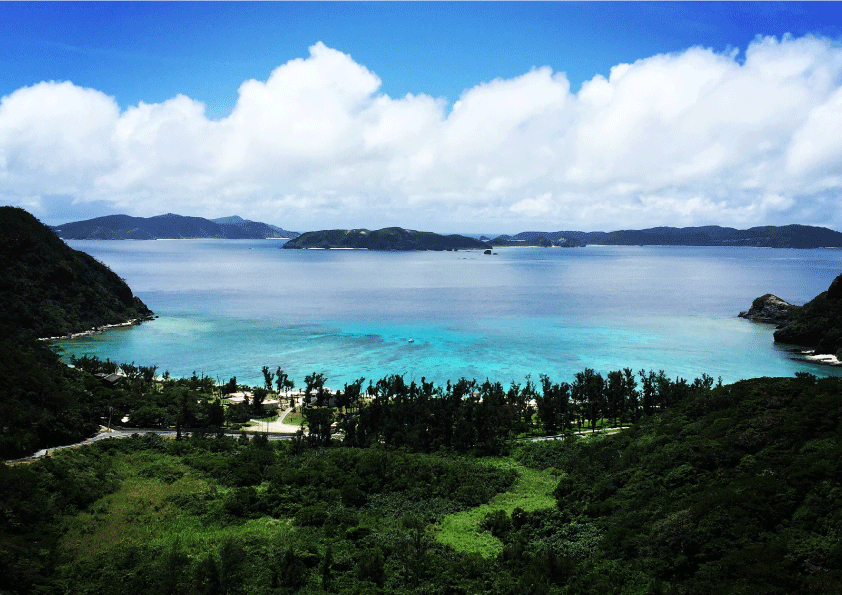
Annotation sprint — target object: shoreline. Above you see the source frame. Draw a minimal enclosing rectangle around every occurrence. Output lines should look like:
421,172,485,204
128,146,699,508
39,315,154,341
802,350,842,367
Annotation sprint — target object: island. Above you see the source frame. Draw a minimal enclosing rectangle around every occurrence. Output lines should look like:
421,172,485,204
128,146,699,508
51,213,300,240
498,224,842,248
490,233,586,247
281,227,492,251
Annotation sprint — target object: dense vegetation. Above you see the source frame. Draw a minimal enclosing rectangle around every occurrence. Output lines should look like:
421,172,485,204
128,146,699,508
0,207,152,337
2,374,840,594
0,329,226,459
329,369,716,455
0,434,517,595
282,228,491,251
0,327,100,459
774,273,842,358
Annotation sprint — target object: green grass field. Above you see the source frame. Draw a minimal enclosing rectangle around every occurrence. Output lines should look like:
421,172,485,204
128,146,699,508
282,407,305,426
433,458,562,557
59,451,296,560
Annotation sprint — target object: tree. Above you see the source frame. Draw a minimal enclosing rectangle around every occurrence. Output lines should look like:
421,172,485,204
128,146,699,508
320,544,334,591
252,387,268,415
303,406,333,447
304,372,327,406
261,365,273,392
573,368,604,432
623,367,639,422
639,370,656,417
174,387,194,440
275,367,295,406
606,370,624,427
537,374,570,435
207,399,225,430
193,554,222,595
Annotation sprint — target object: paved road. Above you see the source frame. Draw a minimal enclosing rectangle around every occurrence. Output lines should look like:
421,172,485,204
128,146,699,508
6,419,629,464
4,426,298,464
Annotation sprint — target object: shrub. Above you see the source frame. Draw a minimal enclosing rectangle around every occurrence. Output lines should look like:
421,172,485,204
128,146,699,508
293,504,329,526
481,509,513,538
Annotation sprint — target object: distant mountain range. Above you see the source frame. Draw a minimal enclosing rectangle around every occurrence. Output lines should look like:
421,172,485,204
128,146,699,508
51,214,300,240
49,215,842,249
492,224,842,249
283,228,491,251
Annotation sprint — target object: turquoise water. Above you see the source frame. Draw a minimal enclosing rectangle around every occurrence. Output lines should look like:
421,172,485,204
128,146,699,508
55,240,842,388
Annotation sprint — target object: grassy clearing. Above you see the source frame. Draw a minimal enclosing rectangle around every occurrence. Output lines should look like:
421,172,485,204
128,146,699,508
60,451,295,559
61,452,206,558
283,408,305,426
433,458,561,558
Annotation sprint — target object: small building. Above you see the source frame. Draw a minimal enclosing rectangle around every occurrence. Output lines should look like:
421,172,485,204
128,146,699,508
94,373,122,388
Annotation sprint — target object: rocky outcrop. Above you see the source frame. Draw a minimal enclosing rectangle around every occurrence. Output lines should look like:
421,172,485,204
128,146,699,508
739,294,798,326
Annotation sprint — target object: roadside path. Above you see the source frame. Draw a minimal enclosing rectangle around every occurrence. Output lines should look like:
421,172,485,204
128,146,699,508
4,425,298,464
242,406,303,434
6,417,628,464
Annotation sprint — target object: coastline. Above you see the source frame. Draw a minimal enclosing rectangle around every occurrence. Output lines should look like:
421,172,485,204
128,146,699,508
39,315,154,341
803,350,842,367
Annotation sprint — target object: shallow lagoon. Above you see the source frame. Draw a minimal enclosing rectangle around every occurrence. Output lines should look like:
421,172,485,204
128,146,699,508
56,240,842,388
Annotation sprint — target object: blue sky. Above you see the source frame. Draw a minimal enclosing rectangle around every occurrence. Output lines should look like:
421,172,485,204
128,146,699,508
2,2,842,232
5,2,840,119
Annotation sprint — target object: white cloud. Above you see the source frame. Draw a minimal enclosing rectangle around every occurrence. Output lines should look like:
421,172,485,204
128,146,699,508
2,37,842,232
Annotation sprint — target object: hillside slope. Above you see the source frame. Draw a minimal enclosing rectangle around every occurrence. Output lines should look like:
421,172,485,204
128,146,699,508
774,273,842,358
0,207,152,338
510,374,842,593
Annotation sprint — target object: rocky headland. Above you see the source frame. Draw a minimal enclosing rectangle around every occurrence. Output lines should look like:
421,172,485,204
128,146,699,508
743,273,842,364
1,207,153,338
738,294,797,326
773,273,842,360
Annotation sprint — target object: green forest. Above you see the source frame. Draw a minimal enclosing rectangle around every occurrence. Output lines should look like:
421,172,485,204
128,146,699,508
2,364,841,594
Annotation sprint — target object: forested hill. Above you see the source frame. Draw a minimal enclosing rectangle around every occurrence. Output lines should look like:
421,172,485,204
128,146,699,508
531,374,842,593
774,273,842,358
283,227,492,250
501,224,842,248
51,213,300,240
0,207,152,338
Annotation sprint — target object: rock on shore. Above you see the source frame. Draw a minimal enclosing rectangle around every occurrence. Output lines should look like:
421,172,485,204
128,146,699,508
738,294,797,326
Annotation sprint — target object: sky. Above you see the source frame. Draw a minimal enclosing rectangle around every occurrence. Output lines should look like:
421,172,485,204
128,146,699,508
2,2,842,234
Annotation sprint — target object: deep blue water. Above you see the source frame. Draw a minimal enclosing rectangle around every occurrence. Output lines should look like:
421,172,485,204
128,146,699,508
55,240,842,389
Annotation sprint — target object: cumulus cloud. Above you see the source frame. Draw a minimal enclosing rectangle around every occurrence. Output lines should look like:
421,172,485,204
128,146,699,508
2,36,842,231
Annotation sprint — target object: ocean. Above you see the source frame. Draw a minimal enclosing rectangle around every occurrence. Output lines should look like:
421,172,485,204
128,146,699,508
54,240,842,389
